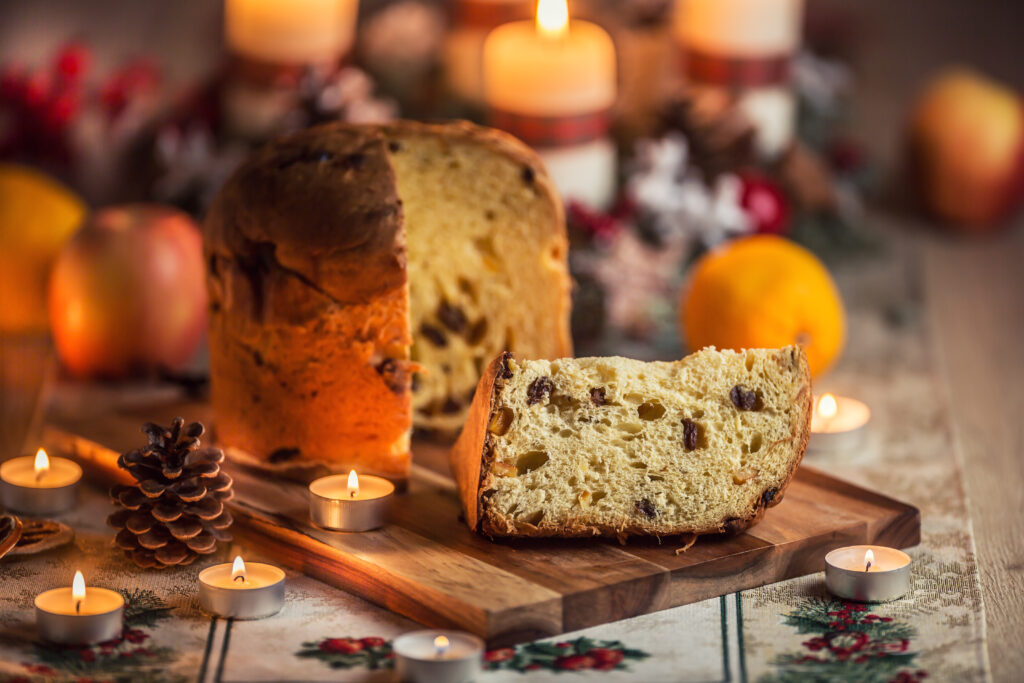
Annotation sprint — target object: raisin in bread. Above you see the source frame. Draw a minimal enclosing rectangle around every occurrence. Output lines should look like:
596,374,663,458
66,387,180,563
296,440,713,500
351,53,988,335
450,346,811,538
205,120,571,482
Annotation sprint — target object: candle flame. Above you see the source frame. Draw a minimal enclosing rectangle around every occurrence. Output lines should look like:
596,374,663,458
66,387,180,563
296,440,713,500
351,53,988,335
434,635,450,655
864,548,874,572
72,571,85,613
347,470,359,498
34,448,50,481
536,0,568,39
817,394,837,419
232,555,247,583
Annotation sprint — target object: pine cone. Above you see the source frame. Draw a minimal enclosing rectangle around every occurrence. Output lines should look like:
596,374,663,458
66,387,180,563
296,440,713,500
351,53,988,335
660,95,756,180
108,418,233,569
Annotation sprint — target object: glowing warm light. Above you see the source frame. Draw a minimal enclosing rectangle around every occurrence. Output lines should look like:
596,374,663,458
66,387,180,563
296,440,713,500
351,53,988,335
34,448,50,481
72,570,86,612
864,549,875,572
817,394,837,419
536,0,569,39
232,555,247,583
347,470,359,498
434,635,450,656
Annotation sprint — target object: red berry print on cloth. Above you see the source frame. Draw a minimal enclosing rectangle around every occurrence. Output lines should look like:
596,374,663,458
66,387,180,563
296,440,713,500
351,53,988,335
763,597,928,683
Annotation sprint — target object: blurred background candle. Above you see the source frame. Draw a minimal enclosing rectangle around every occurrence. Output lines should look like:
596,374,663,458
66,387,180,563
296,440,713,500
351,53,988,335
35,570,124,644
225,0,358,65
673,0,804,159
483,0,617,209
0,448,81,515
443,0,531,109
221,0,360,140
808,393,870,454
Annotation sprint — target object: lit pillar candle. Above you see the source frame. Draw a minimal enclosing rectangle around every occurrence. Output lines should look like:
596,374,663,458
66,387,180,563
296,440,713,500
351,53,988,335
225,0,359,65
393,630,485,683
673,0,804,159
36,571,124,644
198,555,286,619
0,448,82,515
443,0,532,107
808,393,871,454
483,0,617,209
825,545,911,602
221,0,360,141
308,470,395,532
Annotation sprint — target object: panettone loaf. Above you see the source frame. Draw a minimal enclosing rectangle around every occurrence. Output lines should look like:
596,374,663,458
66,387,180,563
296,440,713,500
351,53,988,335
450,346,811,539
205,121,571,481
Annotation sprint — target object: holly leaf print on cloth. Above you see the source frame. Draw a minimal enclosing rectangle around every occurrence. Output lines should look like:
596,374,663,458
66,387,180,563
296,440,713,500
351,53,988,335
761,597,928,683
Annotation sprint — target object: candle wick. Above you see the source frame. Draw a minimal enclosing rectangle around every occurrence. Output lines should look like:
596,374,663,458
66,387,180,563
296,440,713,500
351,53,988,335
35,469,44,483
865,560,872,573
234,575,245,583
350,490,355,499
75,599,82,614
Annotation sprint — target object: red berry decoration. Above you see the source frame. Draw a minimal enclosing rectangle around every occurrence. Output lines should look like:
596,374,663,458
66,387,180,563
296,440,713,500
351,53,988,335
54,42,91,83
739,172,791,235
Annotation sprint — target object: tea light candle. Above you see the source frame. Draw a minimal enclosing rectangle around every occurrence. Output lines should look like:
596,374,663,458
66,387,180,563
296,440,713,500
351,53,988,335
35,571,124,644
673,0,804,159
808,393,871,454
825,545,911,602
1,449,82,515
198,556,285,619
483,0,617,209
309,470,394,532
393,630,485,683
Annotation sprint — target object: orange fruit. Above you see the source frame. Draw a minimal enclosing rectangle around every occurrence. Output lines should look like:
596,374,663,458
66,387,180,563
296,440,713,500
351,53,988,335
0,164,87,332
680,235,846,377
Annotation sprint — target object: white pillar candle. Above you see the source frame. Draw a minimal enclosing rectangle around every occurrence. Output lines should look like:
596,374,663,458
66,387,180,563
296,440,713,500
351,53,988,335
0,448,81,515
825,545,911,602
198,556,286,619
673,0,804,159
225,0,359,66
443,0,531,106
221,0,360,141
807,393,871,454
393,630,484,683
36,571,124,644
483,0,617,209
309,470,395,532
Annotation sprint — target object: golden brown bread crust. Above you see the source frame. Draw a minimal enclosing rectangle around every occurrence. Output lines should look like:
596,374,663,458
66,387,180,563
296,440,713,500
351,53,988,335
206,122,413,481
206,119,571,481
449,347,813,540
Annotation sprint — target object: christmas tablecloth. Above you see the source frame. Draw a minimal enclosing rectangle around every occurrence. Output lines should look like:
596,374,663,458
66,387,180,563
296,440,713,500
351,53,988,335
0,240,989,682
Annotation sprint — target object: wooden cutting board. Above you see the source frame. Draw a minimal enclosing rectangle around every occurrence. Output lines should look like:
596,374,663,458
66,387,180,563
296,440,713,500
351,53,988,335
42,403,920,648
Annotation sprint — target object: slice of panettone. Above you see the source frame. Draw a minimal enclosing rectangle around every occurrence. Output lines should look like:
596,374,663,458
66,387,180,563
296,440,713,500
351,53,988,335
450,346,811,539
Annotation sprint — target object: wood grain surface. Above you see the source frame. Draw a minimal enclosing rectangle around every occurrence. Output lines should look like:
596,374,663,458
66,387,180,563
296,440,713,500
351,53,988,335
42,417,920,647
923,238,1024,683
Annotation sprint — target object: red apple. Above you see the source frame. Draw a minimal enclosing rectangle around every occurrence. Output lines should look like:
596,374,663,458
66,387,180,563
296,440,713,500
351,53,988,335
48,204,207,378
908,68,1024,231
